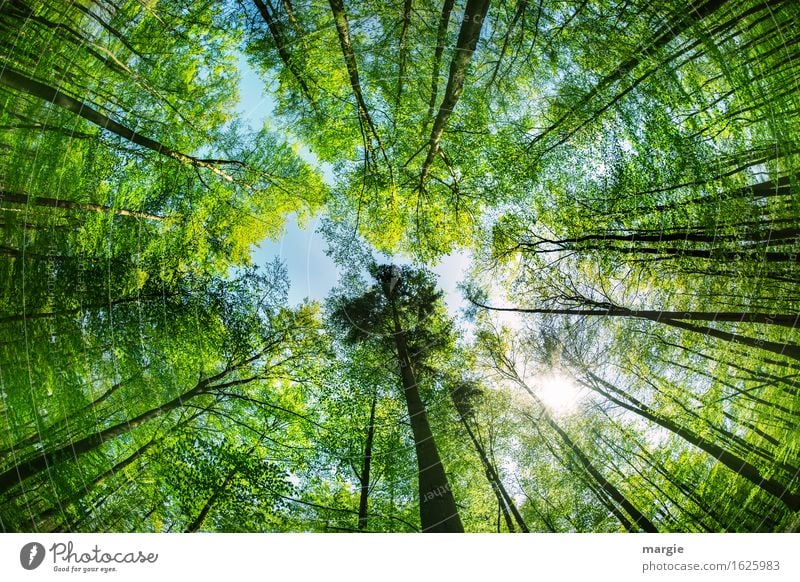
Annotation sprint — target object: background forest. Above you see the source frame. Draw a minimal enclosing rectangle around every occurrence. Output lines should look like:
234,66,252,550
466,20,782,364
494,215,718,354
0,0,799,533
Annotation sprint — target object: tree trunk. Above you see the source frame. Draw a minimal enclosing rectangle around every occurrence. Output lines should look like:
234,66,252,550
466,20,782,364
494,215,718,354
527,0,728,152
185,465,239,532
581,370,800,512
557,243,799,263
357,390,377,531
395,0,413,111
70,0,151,63
390,305,463,532
635,173,799,216
0,368,149,462
281,0,303,36
252,0,318,111
451,395,529,532
521,384,658,532
328,0,385,158
39,408,205,529
0,294,170,325
654,317,800,362
469,298,800,328
529,227,800,247
0,191,165,220
419,0,490,185
425,0,456,124
488,0,528,87
0,359,260,494
0,67,239,182
470,298,800,360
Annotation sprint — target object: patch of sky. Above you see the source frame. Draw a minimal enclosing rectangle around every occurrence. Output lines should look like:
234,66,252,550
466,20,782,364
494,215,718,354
236,54,472,314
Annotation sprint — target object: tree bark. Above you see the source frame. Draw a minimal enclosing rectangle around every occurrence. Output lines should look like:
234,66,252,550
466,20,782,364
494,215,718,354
419,0,490,186
252,0,318,111
0,190,164,220
0,67,239,182
390,304,463,532
581,370,800,512
357,390,377,531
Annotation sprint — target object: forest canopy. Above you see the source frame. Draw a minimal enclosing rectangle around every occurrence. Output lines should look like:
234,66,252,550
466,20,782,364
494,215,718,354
0,0,798,533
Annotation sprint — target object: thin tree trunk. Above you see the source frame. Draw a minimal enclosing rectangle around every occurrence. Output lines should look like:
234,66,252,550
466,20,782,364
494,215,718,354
595,430,710,531
40,406,203,529
0,293,170,325
654,317,800,362
526,227,800,247
634,173,799,216
0,358,261,493
0,367,150,462
185,465,239,532
580,370,800,512
451,392,529,531
281,0,303,36
554,243,799,263
584,473,639,532
469,297,800,327
328,0,386,159
71,0,151,63
357,390,377,531
533,419,639,532
488,0,528,87
0,122,96,140
425,0,456,124
395,0,413,112
252,0,318,111
471,298,800,361
515,477,557,531
0,191,164,220
527,0,728,152
0,67,240,182
521,384,658,532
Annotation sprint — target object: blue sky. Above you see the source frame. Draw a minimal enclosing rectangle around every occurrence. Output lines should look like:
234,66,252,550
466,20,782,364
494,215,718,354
236,56,472,314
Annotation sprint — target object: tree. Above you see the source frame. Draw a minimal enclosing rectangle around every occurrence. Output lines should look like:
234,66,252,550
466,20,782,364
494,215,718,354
478,326,659,532
330,264,464,532
450,380,529,532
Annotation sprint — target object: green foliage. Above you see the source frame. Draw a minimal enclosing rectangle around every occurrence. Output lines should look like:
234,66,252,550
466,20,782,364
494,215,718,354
1,0,799,533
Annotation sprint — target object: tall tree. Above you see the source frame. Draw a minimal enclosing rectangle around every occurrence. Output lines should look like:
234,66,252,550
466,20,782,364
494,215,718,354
330,264,464,532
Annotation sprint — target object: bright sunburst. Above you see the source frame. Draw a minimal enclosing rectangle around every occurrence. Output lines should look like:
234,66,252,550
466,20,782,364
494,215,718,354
535,373,585,416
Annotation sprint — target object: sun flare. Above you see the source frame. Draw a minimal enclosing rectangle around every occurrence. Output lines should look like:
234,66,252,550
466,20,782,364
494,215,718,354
535,373,585,416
